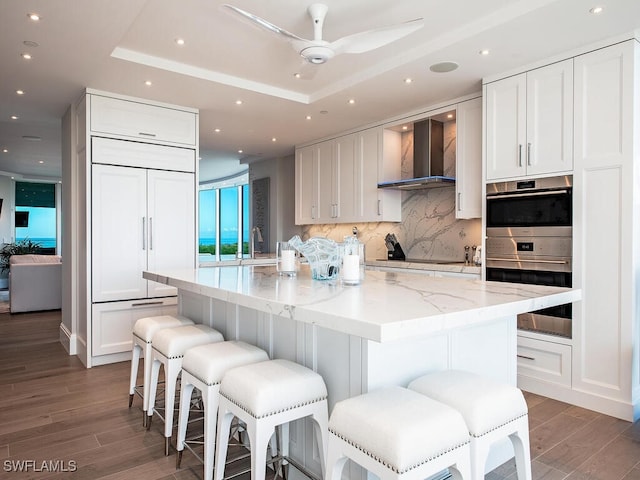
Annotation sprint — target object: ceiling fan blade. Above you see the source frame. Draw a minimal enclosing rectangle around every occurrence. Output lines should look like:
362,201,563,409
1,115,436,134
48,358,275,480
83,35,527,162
329,18,424,55
221,4,311,48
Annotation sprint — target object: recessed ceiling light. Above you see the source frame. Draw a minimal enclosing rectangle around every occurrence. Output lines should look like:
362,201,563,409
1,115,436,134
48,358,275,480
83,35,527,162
27,13,41,21
589,6,603,14
21,53,32,60
404,78,413,84
23,40,39,48
235,100,243,105
238,149,243,154
293,73,301,79
10,115,18,120
175,38,185,45
429,61,459,73
447,114,453,119
144,80,152,86
2,149,8,153
214,128,221,133
402,125,408,130
272,137,277,142
38,160,44,164
16,90,24,95
305,115,312,120
479,49,490,56
348,99,355,105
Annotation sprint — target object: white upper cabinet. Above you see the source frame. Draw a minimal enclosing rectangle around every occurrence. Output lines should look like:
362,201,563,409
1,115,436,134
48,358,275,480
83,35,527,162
89,93,197,146
485,59,573,180
295,127,401,225
455,97,482,218
295,145,317,224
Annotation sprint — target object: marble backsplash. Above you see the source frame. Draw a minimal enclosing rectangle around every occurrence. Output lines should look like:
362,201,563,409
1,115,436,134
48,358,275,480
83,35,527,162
301,188,481,262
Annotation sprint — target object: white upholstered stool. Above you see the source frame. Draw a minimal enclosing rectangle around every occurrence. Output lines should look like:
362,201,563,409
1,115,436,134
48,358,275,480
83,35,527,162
176,341,270,480
128,315,194,426
326,386,471,480
147,324,224,455
214,359,329,480
408,370,531,480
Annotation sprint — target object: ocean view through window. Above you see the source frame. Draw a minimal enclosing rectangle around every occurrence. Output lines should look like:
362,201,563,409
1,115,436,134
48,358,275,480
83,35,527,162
15,182,57,253
199,173,249,262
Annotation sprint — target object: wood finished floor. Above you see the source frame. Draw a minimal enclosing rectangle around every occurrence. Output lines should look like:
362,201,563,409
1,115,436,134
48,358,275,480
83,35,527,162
0,309,639,480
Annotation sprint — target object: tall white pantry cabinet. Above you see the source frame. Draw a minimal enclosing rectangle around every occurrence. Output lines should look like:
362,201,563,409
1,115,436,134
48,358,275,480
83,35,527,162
62,90,198,368
484,38,640,421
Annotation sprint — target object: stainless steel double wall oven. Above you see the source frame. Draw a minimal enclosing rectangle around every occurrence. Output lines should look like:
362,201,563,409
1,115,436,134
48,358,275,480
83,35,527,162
485,175,573,338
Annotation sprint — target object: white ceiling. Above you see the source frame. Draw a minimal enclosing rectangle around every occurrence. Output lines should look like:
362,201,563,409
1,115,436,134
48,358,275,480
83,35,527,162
1,0,639,181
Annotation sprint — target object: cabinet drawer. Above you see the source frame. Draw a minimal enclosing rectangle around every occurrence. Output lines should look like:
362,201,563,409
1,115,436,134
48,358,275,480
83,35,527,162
92,298,178,356
517,336,571,386
90,94,197,146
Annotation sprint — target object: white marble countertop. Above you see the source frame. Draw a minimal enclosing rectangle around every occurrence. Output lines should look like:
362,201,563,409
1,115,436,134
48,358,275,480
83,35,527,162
144,264,580,343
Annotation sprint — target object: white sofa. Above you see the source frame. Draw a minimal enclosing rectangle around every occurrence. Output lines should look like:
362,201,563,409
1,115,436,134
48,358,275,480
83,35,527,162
9,254,62,313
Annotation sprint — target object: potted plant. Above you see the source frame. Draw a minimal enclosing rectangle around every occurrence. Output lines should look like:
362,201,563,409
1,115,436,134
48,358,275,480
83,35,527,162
0,239,43,273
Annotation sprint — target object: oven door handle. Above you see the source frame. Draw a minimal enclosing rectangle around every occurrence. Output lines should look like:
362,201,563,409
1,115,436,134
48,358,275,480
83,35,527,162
486,257,570,265
486,189,570,200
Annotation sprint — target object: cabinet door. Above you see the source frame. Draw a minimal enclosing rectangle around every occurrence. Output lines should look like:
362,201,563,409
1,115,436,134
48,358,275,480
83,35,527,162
316,140,334,222
90,94,197,146
455,97,482,219
91,297,178,356
295,145,317,224
526,60,573,176
146,170,196,298
334,134,356,221
573,41,635,402
92,164,147,302
485,74,527,180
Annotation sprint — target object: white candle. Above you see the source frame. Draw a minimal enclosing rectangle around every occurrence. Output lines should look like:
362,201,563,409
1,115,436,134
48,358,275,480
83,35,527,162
281,249,296,272
343,254,360,282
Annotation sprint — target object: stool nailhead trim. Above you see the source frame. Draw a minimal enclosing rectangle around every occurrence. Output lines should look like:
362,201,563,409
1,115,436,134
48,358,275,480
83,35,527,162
152,348,185,360
132,333,150,344
220,392,327,419
328,429,470,475
183,369,222,387
471,412,528,438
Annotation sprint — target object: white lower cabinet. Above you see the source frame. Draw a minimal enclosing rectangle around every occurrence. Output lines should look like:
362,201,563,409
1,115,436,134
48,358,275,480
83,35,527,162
91,297,178,357
517,335,571,386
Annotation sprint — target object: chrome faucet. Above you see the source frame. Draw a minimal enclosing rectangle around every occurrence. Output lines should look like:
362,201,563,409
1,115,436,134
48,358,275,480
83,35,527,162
250,226,263,259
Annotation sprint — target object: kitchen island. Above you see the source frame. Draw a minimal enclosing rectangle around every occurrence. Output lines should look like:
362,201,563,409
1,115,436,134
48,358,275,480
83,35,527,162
143,264,579,478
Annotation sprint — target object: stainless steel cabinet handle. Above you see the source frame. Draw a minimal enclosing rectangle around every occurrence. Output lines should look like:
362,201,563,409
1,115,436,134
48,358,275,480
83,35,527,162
518,144,523,167
517,354,535,361
149,217,153,250
131,301,164,307
378,199,382,216
486,257,569,265
311,205,315,219
527,142,532,166
142,217,146,250
138,132,157,137
487,189,570,200
458,192,462,211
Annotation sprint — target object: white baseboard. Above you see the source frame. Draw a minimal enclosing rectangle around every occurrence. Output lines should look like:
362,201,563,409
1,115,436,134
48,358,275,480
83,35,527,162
59,323,77,355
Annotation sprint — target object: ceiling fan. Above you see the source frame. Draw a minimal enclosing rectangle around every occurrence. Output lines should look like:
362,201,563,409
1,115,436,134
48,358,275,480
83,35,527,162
221,3,424,66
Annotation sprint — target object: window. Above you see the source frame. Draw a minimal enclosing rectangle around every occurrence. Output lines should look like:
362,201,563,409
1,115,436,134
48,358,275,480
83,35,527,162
15,181,57,254
198,172,249,262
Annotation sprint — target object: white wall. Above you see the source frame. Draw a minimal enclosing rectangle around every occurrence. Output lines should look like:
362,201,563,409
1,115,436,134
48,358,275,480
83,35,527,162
249,154,301,253
0,175,15,246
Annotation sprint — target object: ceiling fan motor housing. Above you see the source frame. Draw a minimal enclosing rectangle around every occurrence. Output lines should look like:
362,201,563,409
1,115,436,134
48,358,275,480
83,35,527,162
300,45,334,64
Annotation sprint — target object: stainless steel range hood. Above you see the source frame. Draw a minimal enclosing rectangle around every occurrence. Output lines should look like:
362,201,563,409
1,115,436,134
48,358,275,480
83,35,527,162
378,118,455,190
